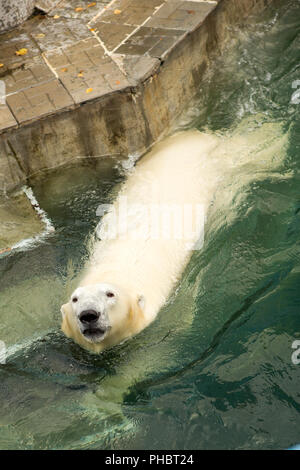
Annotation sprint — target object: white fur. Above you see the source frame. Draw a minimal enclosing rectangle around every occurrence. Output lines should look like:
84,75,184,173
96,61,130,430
61,130,220,351
83,131,220,320
61,123,287,353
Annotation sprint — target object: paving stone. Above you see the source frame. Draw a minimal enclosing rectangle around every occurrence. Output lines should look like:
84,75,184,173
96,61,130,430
152,1,182,18
0,104,18,131
95,0,164,27
114,26,185,58
3,57,54,95
30,16,93,52
0,29,41,72
6,79,74,123
48,0,110,21
44,38,131,104
147,35,181,58
89,21,135,51
145,0,217,31
112,53,160,82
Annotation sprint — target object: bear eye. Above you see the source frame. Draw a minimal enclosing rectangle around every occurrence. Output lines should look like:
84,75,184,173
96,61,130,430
72,297,78,303
106,292,115,298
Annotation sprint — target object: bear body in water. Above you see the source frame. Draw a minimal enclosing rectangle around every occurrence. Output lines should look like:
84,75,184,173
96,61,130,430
61,121,286,353
61,130,220,353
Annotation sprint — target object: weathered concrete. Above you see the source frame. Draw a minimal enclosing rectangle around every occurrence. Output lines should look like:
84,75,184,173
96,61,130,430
0,0,35,33
0,1,64,33
0,0,274,197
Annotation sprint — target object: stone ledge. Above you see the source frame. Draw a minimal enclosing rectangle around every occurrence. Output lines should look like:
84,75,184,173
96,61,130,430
0,0,219,131
0,0,274,195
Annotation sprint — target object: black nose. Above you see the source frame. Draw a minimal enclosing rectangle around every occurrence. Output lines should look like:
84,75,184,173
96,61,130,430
79,310,99,324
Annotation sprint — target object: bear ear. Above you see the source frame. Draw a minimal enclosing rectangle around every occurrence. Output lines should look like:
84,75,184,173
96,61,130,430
137,294,145,310
61,302,72,319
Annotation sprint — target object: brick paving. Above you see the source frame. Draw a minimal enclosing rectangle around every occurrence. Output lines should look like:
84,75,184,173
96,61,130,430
0,104,17,131
45,37,131,103
0,0,219,129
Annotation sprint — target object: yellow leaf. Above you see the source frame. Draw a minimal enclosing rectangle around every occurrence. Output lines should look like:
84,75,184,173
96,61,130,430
114,9,122,14
0,63,4,68
15,48,28,56
75,7,84,12
61,68,68,72
87,2,97,7
36,33,45,38
77,71,84,77
86,88,93,93
89,28,95,32
53,15,60,19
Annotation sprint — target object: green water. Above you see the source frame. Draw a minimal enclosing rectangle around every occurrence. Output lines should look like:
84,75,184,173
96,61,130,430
0,0,300,450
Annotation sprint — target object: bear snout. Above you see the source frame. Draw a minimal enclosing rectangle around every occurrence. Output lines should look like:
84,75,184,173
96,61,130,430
79,310,100,325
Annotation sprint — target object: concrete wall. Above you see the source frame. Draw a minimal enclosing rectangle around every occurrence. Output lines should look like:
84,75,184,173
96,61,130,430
0,0,35,33
0,0,274,195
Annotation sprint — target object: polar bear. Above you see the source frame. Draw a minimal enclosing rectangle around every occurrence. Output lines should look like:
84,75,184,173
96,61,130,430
57,119,288,447
61,121,287,354
61,130,221,353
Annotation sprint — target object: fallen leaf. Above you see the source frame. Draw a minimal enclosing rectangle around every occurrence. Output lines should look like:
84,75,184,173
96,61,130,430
187,10,195,14
87,2,97,7
0,63,4,68
115,80,120,85
61,68,68,72
36,33,45,38
75,7,84,12
114,9,122,14
77,71,84,77
89,27,95,32
86,88,93,93
53,15,60,19
15,48,28,56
